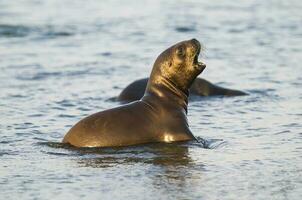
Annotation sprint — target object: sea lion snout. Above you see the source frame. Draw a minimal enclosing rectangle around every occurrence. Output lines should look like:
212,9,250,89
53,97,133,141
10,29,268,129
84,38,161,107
189,39,206,72
190,38,201,54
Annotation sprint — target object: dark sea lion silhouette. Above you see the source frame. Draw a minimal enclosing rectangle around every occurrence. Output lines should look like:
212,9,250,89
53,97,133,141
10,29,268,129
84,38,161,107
118,77,246,102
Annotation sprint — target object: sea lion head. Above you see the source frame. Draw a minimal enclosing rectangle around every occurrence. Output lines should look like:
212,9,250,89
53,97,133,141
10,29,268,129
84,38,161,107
149,39,206,92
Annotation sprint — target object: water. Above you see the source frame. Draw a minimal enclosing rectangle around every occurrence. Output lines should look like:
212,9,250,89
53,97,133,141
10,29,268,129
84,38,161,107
0,0,301,199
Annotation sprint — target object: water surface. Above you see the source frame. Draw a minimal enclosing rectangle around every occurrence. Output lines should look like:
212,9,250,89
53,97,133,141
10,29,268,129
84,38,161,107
0,0,301,199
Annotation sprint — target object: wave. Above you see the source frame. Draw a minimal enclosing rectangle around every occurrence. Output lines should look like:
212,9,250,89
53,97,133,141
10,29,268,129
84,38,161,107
0,24,75,39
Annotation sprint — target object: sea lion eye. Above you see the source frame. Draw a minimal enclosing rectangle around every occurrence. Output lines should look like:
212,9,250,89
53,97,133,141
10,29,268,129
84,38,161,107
176,46,186,59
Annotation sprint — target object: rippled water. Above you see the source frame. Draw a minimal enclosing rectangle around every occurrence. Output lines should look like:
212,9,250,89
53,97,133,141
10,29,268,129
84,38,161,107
1,0,301,199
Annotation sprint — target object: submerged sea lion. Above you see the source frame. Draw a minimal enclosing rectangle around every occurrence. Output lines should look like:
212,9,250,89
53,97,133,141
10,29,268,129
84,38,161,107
62,39,206,147
118,78,246,102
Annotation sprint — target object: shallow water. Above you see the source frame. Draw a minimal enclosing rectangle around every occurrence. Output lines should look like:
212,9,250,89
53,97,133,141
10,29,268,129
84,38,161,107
0,0,302,199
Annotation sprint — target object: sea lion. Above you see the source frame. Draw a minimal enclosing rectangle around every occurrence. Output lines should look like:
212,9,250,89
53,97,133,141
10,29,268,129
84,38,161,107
62,39,206,147
118,78,246,102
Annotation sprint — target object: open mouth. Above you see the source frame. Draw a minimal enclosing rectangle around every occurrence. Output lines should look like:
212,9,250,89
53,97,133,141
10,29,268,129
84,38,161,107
193,46,206,71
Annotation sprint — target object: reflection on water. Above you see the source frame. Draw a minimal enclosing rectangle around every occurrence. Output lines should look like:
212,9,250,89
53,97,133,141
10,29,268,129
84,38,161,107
76,143,194,168
42,138,212,169
42,141,207,198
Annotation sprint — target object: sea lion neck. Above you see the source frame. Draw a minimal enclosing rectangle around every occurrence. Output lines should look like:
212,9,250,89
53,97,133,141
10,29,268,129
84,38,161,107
142,76,189,113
